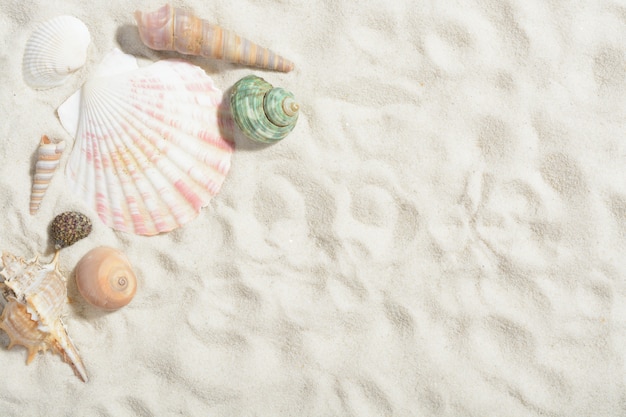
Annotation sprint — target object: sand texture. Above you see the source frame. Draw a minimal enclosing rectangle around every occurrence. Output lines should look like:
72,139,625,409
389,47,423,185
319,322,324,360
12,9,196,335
0,0,625,416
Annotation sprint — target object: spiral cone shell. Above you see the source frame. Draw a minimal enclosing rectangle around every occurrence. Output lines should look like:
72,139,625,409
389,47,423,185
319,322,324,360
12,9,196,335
135,4,294,73
230,75,299,143
30,135,65,215
0,252,88,381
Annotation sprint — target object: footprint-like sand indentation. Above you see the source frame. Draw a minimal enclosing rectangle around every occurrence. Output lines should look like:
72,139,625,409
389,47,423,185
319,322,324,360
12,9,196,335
540,152,587,198
593,46,626,91
607,193,626,230
383,298,415,338
335,171,418,263
423,23,473,75
334,377,394,417
476,116,515,162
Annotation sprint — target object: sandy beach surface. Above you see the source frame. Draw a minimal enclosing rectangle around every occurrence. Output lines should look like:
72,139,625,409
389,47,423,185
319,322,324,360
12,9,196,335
0,0,625,415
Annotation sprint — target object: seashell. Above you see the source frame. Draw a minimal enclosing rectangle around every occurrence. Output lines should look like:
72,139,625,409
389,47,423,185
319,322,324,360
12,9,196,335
135,4,294,73
57,48,235,236
0,251,88,381
75,247,137,311
230,75,299,144
30,135,65,215
49,211,92,250
22,15,91,90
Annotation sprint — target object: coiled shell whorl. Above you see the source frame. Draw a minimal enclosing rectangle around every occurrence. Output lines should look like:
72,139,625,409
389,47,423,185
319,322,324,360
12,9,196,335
75,247,137,311
230,75,299,144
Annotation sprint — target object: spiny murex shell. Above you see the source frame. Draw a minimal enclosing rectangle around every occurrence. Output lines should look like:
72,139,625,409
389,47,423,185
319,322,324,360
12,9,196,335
135,4,294,72
76,247,137,311
0,252,88,381
57,48,235,236
230,75,299,144
30,135,65,215
22,15,91,89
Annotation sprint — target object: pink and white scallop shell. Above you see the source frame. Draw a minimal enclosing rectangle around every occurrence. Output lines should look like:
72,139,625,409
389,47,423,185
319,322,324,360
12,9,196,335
57,49,235,235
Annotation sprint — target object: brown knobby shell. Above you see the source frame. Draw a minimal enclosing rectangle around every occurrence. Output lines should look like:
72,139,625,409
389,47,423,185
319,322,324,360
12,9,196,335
50,211,92,249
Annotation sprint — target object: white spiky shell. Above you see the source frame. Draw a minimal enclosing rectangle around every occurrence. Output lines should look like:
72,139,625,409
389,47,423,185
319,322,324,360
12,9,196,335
30,135,65,215
22,15,91,89
57,49,235,235
0,252,87,382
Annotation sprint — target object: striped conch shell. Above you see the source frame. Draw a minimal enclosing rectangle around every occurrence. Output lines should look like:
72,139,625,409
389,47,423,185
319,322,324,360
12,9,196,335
0,251,88,382
230,75,299,143
30,135,65,215
134,4,294,73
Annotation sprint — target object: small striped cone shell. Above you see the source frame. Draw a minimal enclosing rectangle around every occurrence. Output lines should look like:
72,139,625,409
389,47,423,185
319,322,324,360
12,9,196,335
0,252,88,382
57,49,235,236
30,135,65,215
230,75,299,143
22,15,91,89
135,4,294,73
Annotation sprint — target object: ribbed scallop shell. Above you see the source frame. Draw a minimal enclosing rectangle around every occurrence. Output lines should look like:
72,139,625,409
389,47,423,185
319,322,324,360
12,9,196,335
57,49,235,235
30,135,65,215
22,15,91,89
230,75,299,143
0,252,88,382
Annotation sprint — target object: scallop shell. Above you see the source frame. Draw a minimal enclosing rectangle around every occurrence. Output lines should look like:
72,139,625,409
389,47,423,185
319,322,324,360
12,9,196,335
135,4,294,72
57,49,235,235
230,75,299,144
75,247,137,311
30,135,65,215
0,252,87,382
22,15,91,89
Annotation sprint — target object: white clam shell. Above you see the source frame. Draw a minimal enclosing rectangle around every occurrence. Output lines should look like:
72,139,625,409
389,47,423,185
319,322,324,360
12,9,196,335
57,49,235,236
22,15,91,89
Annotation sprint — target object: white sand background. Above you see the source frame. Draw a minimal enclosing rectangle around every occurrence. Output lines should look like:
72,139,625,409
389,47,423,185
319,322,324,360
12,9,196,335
0,0,625,415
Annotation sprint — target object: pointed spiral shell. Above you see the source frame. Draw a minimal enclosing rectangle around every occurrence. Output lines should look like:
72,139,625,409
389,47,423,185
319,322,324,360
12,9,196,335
134,4,294,72
230,75,299,143
30,135,65,215
75,247,137,310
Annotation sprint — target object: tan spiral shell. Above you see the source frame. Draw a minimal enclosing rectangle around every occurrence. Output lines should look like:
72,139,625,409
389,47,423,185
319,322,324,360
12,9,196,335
75,247,137,310
134,4,294,72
